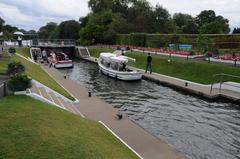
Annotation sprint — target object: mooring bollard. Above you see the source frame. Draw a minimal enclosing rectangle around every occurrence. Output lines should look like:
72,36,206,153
88,91,92,97
185,82,188,87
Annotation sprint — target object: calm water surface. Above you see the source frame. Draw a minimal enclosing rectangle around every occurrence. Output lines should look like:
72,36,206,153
60,60,240,159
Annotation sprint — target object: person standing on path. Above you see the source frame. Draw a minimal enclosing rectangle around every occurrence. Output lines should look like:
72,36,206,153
145,53,152,74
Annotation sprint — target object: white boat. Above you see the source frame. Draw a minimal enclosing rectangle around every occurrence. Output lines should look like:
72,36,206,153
98,52,142,81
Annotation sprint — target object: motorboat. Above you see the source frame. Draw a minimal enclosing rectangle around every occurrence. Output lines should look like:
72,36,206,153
48,52,73,68
98,52,142,81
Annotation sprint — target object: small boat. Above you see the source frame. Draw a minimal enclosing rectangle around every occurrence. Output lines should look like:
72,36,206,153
98,52,142,81
48,52,73,68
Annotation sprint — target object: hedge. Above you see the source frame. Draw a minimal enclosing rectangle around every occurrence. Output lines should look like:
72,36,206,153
116,34,240,49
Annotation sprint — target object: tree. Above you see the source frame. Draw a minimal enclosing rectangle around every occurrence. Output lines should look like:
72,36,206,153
79,10,128,45
38,22,58,39
126,0,156,33
0,17,5,32
173,13,198,34
88,0,129,14
173,13,193,28
2,24,18,33
182,20,199,34
153,4,173,33
232,27,240,34
196,10,230,34
58,20,81,39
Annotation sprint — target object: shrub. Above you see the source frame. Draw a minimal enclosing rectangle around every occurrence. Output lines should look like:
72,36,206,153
130,33,146,46
8,47,16,54
7,61,25,76
7,74,32,91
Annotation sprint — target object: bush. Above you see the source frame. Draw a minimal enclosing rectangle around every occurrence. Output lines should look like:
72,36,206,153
7,74,32,91
130,33,146,46
8,47,16,54
7,62,25,76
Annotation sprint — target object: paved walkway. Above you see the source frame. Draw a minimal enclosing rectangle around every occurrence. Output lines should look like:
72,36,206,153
38,64,187,159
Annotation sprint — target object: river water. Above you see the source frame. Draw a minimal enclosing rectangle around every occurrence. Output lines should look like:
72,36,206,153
60,60,240,159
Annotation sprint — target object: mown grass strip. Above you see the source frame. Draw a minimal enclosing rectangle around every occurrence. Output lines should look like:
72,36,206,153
16,47,31,58
0,95,138,159
12,55,75,100
88,47,240,84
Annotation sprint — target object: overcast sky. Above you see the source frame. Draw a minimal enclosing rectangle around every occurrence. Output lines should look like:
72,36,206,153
0,0,239,31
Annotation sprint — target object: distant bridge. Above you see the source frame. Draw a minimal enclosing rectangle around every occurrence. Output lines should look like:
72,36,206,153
32,39,76,47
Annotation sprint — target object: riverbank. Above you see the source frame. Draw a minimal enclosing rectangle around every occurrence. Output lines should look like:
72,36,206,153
84,56,240,104
36,64,187,159
88,47,240,84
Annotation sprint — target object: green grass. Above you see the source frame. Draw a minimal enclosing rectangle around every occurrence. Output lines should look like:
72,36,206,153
0,59,10,74
16,48,31,58
11,55,75,100
0,51,11,74
0,95,138,159
88,48,115,57
126,51,240,84
88,48,240,84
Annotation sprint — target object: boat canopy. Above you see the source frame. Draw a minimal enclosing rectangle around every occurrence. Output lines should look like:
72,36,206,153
100,53,114,62
110,56,128,63
100,52,136,63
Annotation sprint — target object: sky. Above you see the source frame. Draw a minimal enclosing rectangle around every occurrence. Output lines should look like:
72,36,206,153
0,0,240,31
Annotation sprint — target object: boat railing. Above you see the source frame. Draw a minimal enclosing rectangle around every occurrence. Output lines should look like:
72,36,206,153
210,73,240,94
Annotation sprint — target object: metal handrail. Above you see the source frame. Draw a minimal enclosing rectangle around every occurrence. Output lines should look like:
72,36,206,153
210,73,240,94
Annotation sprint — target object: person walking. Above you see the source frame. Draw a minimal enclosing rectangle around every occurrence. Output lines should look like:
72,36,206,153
145,53,152,74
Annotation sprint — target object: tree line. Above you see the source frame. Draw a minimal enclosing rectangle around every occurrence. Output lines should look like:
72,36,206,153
1,0,240,44
0,17,37,40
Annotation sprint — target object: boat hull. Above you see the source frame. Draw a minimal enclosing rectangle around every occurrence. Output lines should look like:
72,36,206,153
98,63,142,81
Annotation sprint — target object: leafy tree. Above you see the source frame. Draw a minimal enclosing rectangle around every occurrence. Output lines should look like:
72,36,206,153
2,24,18,33
173,13,193,28
88,0,129,14
153,4,173,33
232,27,240,34
38,22,58,39
182,20,199,34
0,17,5,32
173,13,198,34
58,20,81,39
196,10,230,34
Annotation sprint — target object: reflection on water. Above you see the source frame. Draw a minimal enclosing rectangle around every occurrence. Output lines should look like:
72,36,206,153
60,60,240,159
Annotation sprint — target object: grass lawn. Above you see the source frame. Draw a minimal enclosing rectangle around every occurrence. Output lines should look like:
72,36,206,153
88,48,115,57
0,59,10,74
0,52,11,74
88,47,240,84
0,95,138,159
11,55,75,100
16,47,31,58
127,51,240,84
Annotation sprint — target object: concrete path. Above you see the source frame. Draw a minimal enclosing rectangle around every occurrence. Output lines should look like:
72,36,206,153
38,64,187,159
143,72,240,100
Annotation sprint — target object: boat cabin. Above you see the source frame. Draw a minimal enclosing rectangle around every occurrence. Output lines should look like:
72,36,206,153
99,53,132,72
